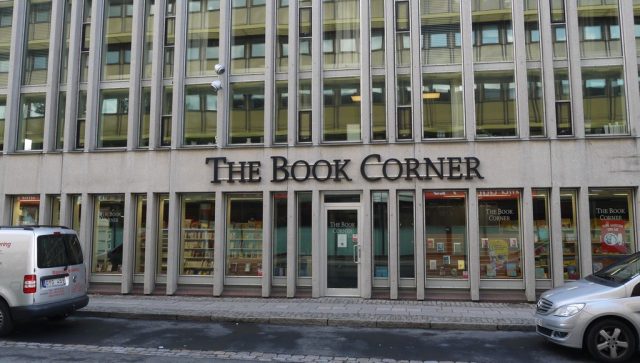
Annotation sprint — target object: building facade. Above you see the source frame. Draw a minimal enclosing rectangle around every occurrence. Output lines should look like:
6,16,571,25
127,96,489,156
1,0,640,301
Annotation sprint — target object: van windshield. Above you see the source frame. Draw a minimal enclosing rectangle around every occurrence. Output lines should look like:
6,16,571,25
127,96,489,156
37,234,84,268
593,253,640,284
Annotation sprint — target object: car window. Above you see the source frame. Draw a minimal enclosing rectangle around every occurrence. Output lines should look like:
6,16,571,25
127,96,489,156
37,234,84,268
37,235,68,268
594,253,640,284
67,235,84,265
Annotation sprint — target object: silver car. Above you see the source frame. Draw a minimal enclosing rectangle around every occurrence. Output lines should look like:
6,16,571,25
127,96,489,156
535,252,640,363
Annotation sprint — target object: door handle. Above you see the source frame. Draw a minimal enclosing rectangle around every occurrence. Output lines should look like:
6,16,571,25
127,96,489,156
353,244,358,263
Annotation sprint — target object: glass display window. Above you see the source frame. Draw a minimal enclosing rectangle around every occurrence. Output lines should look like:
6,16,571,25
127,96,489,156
372,191,389,279
560,190,580,280
92,194,125,274
297,192,312,278
181,194,215,276
50,195,61,226
425,191,467,280
157,195,169,275
532,189,551,280
398,191,415,278
71,195,82,232
226,193,263,277
589,189,636,273
478,190,522,279
134,195,147,274
12,195,40,226
273,192,287,278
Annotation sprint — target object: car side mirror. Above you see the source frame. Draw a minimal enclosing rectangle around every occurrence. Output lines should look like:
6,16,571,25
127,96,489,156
631,283,640,297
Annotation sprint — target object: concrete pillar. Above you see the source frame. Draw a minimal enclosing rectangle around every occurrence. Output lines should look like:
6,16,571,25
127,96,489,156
468,188,480,301
522,188,536,302
213,192,225,296
262,191,272,297
286,188,297,297
121,193,136,294
388,189,398,299
144,192,158,294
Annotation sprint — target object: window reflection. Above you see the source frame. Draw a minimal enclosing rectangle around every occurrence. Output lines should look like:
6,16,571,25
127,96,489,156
578,0,621,59
18,93,46,151
583,67,626,135
184,84,216,145
186,0,219,77
23,0,51,85
102,0,133,81
231,0,265,74
98,89,129,148
323,0,360,70
421,0,461,65
472,0,512,62
475,71,516,137
323,78,361,142
0,1,13,87
422,72,464,139
229,82,264,144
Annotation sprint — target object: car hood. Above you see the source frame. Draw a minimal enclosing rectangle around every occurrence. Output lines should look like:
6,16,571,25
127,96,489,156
541,278,625,307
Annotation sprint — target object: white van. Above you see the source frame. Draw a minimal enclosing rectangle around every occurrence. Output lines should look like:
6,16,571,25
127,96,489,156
0,226,89,336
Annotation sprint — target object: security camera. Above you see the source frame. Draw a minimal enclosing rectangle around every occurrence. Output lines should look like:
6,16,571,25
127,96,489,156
214,64,225,75
210,80,223,92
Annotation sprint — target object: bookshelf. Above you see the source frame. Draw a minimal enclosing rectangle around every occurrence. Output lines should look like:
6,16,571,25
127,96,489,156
181,228,215,275
227,223,263,276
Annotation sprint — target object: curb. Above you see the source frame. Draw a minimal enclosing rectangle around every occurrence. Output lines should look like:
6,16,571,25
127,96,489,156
75,310,535,332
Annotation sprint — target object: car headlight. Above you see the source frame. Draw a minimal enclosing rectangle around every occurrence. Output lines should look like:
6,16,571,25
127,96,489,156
553,303,585,317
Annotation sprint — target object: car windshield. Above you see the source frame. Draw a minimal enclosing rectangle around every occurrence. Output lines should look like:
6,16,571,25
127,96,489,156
593,253,640,284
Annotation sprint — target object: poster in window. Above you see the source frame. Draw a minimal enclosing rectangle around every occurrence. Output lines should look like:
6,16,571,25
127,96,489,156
599,220,627,254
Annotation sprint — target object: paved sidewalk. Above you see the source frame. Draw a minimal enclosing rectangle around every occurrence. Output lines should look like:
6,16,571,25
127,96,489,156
79,294,537,332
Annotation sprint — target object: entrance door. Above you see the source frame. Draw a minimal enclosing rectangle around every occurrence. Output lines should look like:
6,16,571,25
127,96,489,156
325,206,361,296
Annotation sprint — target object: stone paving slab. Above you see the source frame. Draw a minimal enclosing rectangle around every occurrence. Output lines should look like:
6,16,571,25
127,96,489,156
77,294,536,332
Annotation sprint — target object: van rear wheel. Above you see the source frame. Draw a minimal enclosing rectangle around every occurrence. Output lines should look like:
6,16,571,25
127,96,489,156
0,300,14,337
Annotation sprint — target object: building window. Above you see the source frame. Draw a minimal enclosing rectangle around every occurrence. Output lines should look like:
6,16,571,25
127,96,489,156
0,95,6,151
422,72,464,139
589,189,636,273
528,69,544,137
425,191,467,280
274,81,287,144
298,79,312,143
18,93,46,151
299,3,312,70
297,192,312,278
475,71,516,137
421,0,461,66
76,90,87,149
478,190,522,280
50,195,61,226
532,189,551,280
371,77,386,141
472,1,513,62
142,0,154,79
397,75,412,140
181,194,215,276
398,191,415,279
12,195,40,226
230,0,265,75
226,194,263,278
561,189,580,281
583,67,626,135
98,89,129,148
184,85,216,146
323,0,359,70
23,1,51,86
371,0,384,67
186,0,219,77
276,1,288,73
525,0,540,61
555,68,572,136
229,82,264,144
139,87,151,148
578,0,621,59
395,1,410,66
323,78,361,142
0,2,12,87
102,0,133,81
71,195,82,233
273,192,287,278
373,191,389,278
93,195,125,274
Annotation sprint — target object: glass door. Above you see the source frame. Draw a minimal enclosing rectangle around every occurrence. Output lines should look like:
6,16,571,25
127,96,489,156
326,207,360,296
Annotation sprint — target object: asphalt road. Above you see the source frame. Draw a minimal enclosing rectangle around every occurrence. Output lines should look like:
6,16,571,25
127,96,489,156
0,316,606,362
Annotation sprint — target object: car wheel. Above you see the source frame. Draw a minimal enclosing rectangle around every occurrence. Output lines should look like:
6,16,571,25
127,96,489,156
0,300,14,337
586,318,637,363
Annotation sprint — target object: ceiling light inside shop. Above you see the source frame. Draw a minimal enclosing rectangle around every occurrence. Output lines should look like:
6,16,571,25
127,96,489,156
422,92,440,99
351,95,361,102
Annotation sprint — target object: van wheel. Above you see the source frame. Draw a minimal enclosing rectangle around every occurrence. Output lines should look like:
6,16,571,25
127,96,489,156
0,300,14,337
586,318,637,363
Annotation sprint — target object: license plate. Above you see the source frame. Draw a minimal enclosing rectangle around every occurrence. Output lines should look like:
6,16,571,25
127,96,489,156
43,277,66,288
